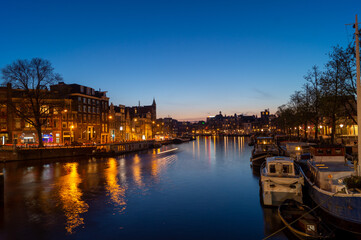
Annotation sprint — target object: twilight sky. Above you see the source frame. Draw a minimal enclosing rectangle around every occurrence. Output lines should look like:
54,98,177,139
0,0,360,121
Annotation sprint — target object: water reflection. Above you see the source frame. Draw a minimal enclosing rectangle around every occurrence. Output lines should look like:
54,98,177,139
55,162,88,234
104,158,127,213
1,137,300,239
132,155,143,187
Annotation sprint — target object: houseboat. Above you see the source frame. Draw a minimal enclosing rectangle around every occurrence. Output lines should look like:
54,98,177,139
260,156,304,206
251,137,279,167
300,145,361,234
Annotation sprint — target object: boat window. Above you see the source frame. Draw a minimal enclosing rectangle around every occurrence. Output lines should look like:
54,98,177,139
282,165,292,174
269,164,276,173
317,149,323,154
257,139,273,144
335,149,342,154
326,149,332,154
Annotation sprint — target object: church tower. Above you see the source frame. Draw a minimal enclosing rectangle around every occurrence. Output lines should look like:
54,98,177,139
152,98,156,121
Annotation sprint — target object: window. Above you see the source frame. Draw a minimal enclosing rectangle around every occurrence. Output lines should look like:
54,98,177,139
78,97,82,102
83,98,87,104
41,105,49,114
62,122,67,128
83,105,87,112
25,121,32,128
102,124,104,132
282,165,291,174
88,99,91,104
53,108,58,115
54,119,58,128
80,86,84,93
269,165,275,173
78,105,82,112
83,115,87,121
88,106,91,113
93,106,95,113
15,119,21,129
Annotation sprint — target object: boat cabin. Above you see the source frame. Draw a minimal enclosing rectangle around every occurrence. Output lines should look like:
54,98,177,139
310,145,345,163
256,137,274,145
265,157,296,176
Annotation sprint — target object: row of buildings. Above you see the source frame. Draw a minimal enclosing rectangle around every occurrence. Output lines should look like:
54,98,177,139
6,79,354,147
0,82,156,145
148,109,277,138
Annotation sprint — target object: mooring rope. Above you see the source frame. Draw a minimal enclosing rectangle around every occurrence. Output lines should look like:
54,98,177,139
262,191,339,240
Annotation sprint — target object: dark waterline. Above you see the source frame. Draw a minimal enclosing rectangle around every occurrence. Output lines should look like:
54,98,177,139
0,137,344,239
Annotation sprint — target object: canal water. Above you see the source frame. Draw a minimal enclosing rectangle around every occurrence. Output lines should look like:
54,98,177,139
0,137,310,239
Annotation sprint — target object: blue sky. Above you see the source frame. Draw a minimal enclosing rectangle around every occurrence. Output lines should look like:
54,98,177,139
0,0,360,120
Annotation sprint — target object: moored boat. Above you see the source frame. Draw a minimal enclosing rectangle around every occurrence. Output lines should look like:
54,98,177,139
260,156,304,206
278,199,334,239
300,145,361,234
251,137,279,167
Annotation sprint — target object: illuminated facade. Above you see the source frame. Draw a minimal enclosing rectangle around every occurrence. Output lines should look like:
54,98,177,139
0,82,110,145
109,103,126,142
124,100,156,141
51,83,110,144
0,83,70,145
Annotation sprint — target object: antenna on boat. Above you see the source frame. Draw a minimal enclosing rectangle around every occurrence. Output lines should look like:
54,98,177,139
355,15,361,176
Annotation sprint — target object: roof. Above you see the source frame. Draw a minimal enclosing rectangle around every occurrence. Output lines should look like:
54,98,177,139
266,156,293,164
311,161,354,172
256,137,273,140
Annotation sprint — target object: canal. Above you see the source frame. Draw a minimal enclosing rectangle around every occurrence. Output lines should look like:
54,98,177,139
0,137,312,239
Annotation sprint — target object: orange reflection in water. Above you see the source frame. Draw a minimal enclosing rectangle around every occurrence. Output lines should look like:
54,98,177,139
133,155,143,186
56,163,89,234
105,158,127,213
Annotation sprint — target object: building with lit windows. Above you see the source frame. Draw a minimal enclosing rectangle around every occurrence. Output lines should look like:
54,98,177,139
0,83,69,145
124,100,156,141
51,82,110,144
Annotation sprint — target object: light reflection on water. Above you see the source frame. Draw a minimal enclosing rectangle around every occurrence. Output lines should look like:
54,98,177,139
55,162,89,234
104,158,127,214
0,137,295,239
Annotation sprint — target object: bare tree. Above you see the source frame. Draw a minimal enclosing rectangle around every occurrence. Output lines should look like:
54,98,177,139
321,46,349,144
304,65,323,140
1,58,62,147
